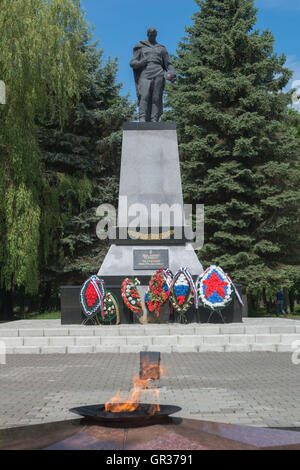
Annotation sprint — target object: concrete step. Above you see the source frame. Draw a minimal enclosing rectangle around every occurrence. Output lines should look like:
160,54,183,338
1,320,299,353
1,332,300,354
1,324,300,337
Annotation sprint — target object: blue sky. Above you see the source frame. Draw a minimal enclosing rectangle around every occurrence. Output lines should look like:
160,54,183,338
80,0,300,103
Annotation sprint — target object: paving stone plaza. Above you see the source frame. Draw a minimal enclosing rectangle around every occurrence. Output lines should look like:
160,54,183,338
0,318,300,431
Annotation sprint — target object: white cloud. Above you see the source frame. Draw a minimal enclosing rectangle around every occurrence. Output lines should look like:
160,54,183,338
286,56,300,110
286,56,300,82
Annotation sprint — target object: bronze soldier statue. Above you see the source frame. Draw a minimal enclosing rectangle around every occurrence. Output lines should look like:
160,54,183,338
130,27,176,122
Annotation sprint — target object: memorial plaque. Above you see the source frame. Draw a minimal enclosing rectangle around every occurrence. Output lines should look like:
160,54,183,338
133,249,169,270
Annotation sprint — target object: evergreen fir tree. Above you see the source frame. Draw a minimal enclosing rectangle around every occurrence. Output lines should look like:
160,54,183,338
38,39,135,305
286,108,300,139
164,0,300,296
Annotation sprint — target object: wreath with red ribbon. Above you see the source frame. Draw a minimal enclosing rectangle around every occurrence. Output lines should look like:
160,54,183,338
145,269,172,317
121,278,143,315
79,275,106,319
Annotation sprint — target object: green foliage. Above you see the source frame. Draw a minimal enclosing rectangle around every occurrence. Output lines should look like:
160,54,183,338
38,39,135,288
164,0,300,293
286,108,300,139
0,0,87,295
4,184,40,294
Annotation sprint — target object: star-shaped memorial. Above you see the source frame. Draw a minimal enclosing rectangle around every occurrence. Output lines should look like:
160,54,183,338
203,271,228,299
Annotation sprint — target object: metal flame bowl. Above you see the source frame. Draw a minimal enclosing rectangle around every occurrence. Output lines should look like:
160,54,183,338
70,404,181,428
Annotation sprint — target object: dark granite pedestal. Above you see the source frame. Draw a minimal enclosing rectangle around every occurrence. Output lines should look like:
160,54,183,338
1,418,300,450
61,284,131,325
60,284,243,325
60,122,243,325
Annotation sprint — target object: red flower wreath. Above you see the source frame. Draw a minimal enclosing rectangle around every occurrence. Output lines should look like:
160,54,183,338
146,269,171,317
121,278,142,314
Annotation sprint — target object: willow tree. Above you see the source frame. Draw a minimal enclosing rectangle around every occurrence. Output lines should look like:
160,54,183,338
0,0,87,315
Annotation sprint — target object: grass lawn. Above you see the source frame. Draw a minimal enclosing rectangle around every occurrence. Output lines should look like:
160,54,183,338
14,311,61,320
249,307,300,320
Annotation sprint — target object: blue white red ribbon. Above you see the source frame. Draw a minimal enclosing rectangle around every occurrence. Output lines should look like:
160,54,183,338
170,267,197,311
80,275,105,319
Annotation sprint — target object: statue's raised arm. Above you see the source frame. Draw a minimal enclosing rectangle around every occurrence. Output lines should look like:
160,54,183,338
130,27,176,122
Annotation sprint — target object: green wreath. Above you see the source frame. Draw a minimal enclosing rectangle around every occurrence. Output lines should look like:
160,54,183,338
96,291,120,325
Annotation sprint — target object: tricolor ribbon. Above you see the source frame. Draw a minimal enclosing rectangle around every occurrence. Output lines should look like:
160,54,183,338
90,276,105,320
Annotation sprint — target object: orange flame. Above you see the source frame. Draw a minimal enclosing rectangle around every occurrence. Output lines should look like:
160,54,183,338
105,358,164,414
